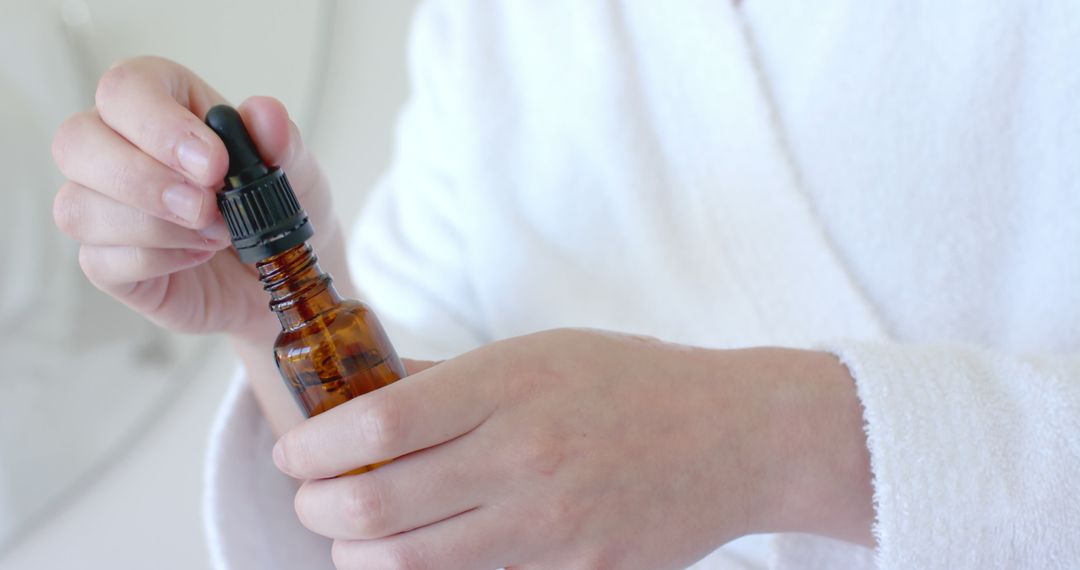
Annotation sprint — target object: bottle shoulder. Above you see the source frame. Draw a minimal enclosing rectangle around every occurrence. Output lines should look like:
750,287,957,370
272,299,380,353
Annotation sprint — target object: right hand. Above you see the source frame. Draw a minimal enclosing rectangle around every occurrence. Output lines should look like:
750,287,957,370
52,56,348,343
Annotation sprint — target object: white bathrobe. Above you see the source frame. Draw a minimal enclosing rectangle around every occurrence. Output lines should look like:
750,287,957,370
203,1,1080,568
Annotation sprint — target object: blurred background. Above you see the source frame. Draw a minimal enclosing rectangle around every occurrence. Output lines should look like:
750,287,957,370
0,1,418,567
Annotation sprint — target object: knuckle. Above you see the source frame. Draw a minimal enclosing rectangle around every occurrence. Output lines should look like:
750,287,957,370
497,354,565,405
50,120,72,168
537,496,578,545
330,540,353,569
358,398,406,455
380,542,426,570
291,482,328,536
108,160,138,196
95,60,133,112
291,485,312,526
277,432,314,476
514,434,567,477
52,184,83,238
51,112,92,171
77,245,101,283
128,244,145,268
569,548,622,570
95,57,145,112
541,495,575,528
344,477,390,538
331,539,426,570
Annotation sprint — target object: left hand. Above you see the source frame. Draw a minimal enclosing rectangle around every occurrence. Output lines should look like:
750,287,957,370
273,328,874,569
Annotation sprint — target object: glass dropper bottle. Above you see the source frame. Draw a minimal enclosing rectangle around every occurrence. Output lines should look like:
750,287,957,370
205,105,405,473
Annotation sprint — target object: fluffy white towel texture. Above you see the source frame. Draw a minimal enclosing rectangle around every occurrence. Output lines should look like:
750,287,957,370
204,1,1080,568
827,343,1080,568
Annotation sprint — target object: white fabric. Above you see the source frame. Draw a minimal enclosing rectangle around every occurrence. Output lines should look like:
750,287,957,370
204,368,336,569
204,1,1080,569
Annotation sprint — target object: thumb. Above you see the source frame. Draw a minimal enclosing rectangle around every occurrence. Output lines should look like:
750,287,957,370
236,95,296,167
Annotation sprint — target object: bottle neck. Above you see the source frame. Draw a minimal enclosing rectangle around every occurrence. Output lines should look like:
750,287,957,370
256,242,342,330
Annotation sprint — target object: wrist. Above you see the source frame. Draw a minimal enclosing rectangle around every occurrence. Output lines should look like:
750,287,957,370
227,311,280,349
227,319,307,436
741,348,876,546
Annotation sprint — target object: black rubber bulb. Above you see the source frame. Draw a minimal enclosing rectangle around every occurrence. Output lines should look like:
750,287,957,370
205,104,270,188
204,104,313,263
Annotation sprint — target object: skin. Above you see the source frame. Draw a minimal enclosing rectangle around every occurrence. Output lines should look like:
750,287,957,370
53,56,874,569
51,56,345,434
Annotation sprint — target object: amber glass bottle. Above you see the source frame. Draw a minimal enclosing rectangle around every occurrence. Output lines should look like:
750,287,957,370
206,105,404,473
258,243,404,416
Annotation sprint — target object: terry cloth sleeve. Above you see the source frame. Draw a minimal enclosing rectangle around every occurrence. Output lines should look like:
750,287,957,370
347,0,489,361
829,341,1079,569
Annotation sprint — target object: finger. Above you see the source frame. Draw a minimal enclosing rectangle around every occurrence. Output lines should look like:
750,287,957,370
294,432,487,540
54,181,231,249
93,57,228,187
235,96,298,168
235,96,332,224
52,111,220,228
78,244,214,292
330,507,516,570
274,355,502,480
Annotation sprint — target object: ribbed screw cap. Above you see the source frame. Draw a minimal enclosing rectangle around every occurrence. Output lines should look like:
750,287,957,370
205,105,313,263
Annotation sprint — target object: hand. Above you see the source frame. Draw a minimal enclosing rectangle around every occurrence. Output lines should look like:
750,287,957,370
273,328,875,569
51,56,348,342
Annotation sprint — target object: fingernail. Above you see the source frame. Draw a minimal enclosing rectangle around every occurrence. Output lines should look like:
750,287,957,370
163,183,205,224
176,137,210,180
198,219,232,242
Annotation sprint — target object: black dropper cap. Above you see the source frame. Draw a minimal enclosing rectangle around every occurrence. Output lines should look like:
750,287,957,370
205,104,313,263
